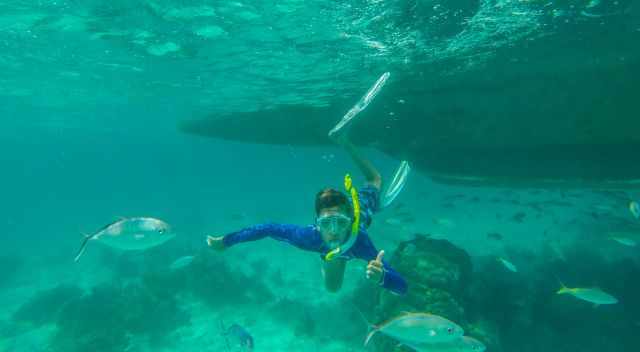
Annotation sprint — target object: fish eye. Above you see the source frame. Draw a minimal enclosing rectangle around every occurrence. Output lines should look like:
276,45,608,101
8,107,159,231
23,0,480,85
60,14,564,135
158,229,165,234
447,327,454,333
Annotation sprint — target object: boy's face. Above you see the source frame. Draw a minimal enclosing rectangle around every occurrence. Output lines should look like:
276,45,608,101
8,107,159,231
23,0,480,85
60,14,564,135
317,205,352,249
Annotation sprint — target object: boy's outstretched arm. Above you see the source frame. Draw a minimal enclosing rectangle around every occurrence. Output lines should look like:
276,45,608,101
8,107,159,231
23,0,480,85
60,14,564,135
207,223,322,252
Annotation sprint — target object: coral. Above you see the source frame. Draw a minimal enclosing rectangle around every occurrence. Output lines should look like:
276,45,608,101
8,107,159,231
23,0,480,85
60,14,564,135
137,248,275,312
359,235,475,351
267,297,317,338
50,280,190,352
12,284,83,328
380,235,471,320
268,297,361,343
392,235,472,296
181,253,274,307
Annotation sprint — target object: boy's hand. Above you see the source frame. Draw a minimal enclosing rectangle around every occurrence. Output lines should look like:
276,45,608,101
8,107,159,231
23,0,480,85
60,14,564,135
207,235,226,251
366,250,385,284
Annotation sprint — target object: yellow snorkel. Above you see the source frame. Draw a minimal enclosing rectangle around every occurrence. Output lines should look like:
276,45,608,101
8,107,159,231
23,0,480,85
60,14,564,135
324,174,360,261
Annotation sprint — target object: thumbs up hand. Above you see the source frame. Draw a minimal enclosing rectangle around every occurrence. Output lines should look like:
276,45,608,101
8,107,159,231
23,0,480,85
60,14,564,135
366,250,385,284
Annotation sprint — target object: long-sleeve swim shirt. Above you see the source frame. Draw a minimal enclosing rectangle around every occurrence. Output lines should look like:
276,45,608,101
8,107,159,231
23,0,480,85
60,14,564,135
222,185,408,295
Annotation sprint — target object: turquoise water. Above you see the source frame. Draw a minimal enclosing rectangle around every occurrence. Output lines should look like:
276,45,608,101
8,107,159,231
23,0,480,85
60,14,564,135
2,1,640,352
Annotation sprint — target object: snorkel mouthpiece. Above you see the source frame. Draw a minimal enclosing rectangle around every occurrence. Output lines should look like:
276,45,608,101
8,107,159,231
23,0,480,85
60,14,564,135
325,174,360,261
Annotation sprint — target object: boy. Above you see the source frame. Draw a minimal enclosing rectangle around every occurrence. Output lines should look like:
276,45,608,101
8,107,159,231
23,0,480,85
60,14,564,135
207,137,407,295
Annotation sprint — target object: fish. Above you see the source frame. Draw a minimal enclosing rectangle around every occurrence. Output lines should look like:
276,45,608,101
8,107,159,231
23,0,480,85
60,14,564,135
487,232,502,241
442,194,467,202
74,217,173,261
169,255,195,270
580,10,624,18
557,284,618,306
230,212,247,221
384,211,416,226
587,211,600,220
364,312,464,346
629,201,640,219
406,336,486,352
525,203,544,212
547,240,566,262
511,212,526,223
540,200,573,207
497,257,517,273
385,217,405,226
394,203,407,211
222,321,254,351
586,0,601,9
610,237,637,247
433,218,456,228
592,204,615,212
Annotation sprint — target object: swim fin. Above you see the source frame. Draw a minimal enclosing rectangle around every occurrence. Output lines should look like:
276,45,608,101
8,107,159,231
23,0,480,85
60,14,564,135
382,160,410,208
328,72,391,138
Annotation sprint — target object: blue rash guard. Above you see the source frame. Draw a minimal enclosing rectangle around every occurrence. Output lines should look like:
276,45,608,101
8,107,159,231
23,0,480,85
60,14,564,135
222,185,408,295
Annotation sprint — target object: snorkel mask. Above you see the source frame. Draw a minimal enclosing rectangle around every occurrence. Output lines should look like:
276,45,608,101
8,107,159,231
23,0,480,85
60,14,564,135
324,174,360,261
317,213,352,236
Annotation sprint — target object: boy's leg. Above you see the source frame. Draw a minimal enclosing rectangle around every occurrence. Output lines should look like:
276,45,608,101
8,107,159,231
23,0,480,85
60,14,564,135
332,135,382,190
321,258,347,292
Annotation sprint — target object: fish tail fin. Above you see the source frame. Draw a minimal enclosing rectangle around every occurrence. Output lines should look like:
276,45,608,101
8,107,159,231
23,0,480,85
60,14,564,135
554,275,569,294
219,318,230,351
364,329,378,347
353,306,377,346
353,306,372,328
74,234,92,262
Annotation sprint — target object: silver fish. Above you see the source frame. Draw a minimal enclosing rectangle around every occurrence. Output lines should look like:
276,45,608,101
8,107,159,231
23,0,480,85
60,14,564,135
74,217,173,261
365,312,463,346
557,285,618,306
221,320,254,351
170,255,195,270
610,237,636,247
498,257,518,273
630,201,640,219
407,336,486,352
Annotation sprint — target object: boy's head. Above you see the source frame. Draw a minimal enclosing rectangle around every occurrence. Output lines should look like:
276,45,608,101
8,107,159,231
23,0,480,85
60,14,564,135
315,188,353,249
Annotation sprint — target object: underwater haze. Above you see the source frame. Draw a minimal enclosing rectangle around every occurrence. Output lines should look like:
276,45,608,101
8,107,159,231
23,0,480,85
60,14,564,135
1,1,640,352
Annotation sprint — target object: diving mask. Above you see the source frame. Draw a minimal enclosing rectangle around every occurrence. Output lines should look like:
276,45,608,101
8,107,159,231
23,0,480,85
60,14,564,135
316,213,352,234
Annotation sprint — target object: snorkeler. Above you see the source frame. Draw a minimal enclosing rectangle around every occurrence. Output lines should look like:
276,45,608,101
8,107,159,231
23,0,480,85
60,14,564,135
206,135,407,295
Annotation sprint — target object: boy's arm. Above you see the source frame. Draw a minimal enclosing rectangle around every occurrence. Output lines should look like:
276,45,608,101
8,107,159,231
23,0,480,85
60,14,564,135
379,261,408,295
357,238,408,295
208,223,322,252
